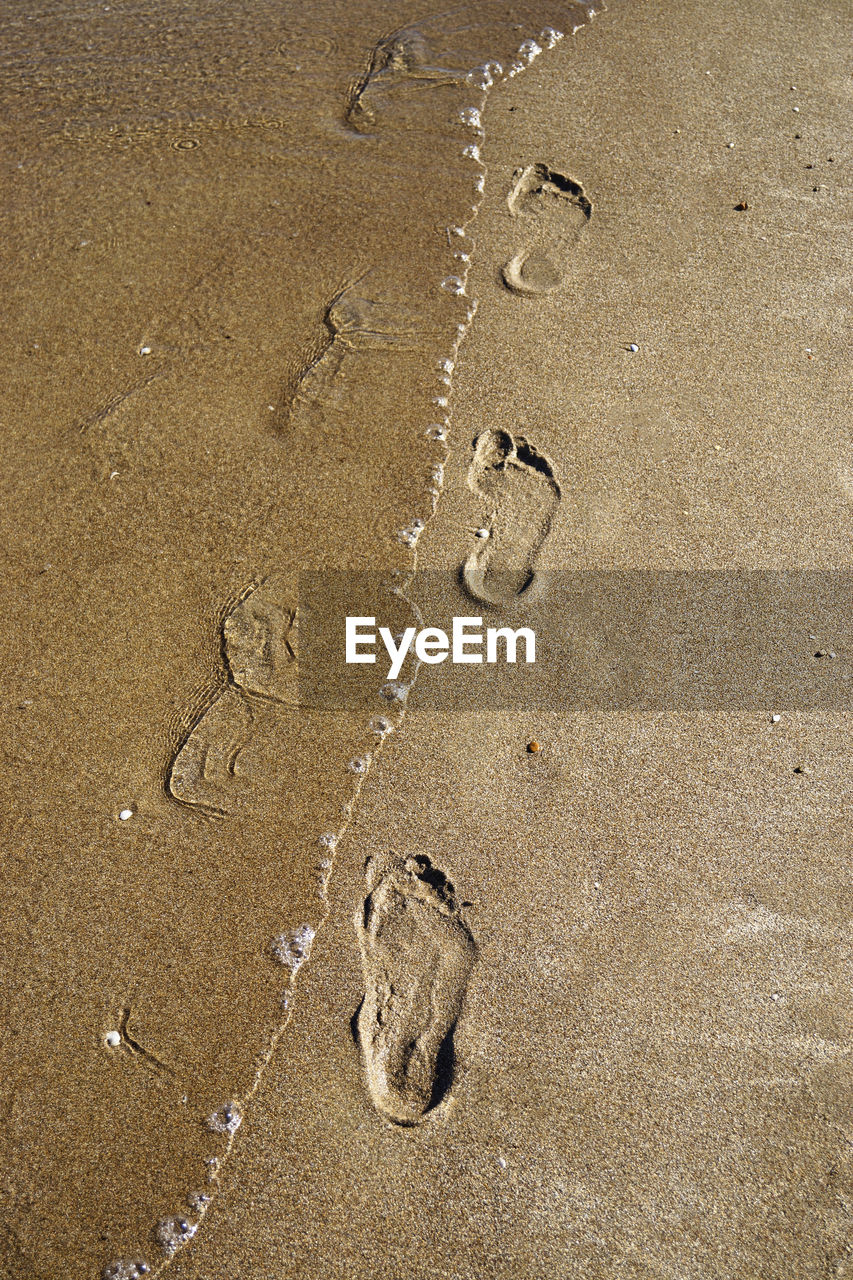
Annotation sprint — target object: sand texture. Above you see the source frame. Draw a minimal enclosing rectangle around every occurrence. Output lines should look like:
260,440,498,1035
0,0,851,1277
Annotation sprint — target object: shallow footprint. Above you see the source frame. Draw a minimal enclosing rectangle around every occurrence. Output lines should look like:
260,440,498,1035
289,283,422,421
345,26,463,132
355,855,475,1126
167,686,254,817
462,427,561,605
168,580,298,815
502,163,591,296
222,576,298,703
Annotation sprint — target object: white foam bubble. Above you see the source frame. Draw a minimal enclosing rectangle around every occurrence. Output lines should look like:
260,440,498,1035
474,175,485,193
466,65,494,90
207,1101,242,1134
462,143,481,161
439,357,455,373
441,276,465,295
380,681,409,703
319,832,338,849
102,1261,150,1280
458,107,482,131
272,923,315,972
518,38,543,62
348,756,370,774
540,27,563,47
370,715,393,735
398,517,425,547
155,1216,198,1256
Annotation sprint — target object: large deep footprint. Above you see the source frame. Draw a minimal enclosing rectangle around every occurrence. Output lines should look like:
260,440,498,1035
462,427,561,606
355,855,476,1126
501,163,591,296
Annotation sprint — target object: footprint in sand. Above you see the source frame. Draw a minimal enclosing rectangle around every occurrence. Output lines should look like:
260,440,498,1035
167,686,255,817
462,427,561,606
288,283,422,422
355,854,476,1126
221,580,297,703
345,26,462,131
167,578,297,815
501,163,591,296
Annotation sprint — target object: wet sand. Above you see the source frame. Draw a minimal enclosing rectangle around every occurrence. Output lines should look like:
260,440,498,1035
0,0,851,1277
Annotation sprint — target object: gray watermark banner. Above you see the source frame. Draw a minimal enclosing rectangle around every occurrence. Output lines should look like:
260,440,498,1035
296,571,853,711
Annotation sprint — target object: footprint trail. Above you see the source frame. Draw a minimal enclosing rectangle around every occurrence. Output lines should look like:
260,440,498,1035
132,5,600,1274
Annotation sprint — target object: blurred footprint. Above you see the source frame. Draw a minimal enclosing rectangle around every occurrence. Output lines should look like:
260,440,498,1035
355,854,475,1126
221,578,298,703
167,579,297,815
462,427,560,605
289,281,422,421
502,163,591,295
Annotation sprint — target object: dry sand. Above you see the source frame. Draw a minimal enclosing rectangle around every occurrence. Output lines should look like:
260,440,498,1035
0,0,851,1277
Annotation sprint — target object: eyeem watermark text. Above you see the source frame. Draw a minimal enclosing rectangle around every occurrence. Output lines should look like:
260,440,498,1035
346,616,536,679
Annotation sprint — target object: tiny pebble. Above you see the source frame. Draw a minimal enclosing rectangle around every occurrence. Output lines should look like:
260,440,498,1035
792,106,800,113
771,714,781,723
727,142,735,149
527,740,541,754
139,345,151,355
627,343,639,353
105,1030,121,1048
119,808,133,821
475,527,490,539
